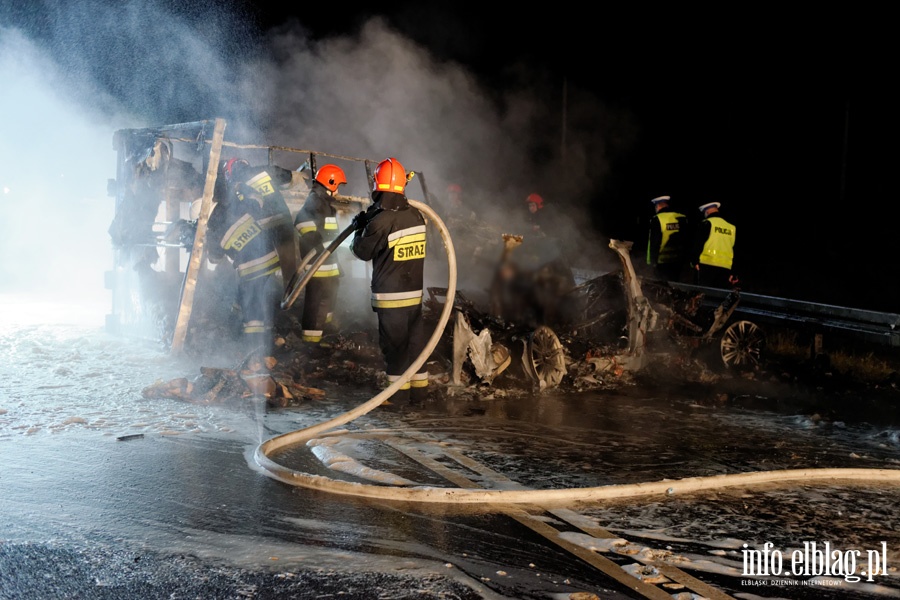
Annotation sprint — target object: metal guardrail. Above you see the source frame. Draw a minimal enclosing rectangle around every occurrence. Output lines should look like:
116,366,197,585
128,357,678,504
668,282,900,348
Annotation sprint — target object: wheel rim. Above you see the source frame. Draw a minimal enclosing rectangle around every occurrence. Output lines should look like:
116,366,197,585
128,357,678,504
526,326,567,389
720,320,765,369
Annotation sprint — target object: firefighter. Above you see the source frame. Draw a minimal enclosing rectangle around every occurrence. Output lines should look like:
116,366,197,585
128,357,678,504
350,157,429,405
692,201,738,289
292,164,348,345
445,183,476,222
223,158,301,286
646,195,688,282
525,192,545,235
206,161,284,361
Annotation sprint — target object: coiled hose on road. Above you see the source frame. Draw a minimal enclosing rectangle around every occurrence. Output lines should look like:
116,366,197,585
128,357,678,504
254,200,900,504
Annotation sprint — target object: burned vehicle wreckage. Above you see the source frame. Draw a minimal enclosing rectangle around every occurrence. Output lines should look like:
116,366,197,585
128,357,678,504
107,118,837,405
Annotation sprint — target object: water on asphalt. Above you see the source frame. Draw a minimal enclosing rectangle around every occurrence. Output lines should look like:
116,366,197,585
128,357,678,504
2,295,900,599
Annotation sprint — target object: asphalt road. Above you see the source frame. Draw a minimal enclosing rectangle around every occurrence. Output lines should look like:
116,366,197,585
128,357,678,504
2,316,900,599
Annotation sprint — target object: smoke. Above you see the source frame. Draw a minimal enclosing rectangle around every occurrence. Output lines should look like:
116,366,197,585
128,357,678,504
245,17,629,283
0,0,263,325
1,2,629,331
0,27,120,309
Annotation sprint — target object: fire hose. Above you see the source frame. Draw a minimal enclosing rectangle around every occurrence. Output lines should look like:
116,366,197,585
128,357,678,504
254,200,900,504
281,212,368,310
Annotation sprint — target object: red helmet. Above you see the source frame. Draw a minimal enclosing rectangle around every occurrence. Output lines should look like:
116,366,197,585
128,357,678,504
526,193,544,209
223,158,249,182
315,164,347,193
373,157,407,193
447,183,462,194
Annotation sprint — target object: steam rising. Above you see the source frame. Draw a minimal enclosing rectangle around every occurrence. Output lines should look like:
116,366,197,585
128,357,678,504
0,28,118,310
1,2,625,329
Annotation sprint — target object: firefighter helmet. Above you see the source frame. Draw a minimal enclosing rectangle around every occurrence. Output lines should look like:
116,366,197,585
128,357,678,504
373,157,407,193
526,193,544,209
315,164,347,193
223,158,249,183
447,183,462,194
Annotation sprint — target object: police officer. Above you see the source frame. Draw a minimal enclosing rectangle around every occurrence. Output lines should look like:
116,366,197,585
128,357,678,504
350,157,429,404
692,201,738,289
293,164,348,345
646,195,688,282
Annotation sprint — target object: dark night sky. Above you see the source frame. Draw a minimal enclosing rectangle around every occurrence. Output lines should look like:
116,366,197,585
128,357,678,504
241,4,900,311
2,1,897,312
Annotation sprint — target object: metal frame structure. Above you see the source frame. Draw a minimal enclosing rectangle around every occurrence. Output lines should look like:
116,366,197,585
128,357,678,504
106,118,434,354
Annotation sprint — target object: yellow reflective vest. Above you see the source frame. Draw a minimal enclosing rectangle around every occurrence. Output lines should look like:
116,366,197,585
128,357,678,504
647,211,686,265
699,215,735,269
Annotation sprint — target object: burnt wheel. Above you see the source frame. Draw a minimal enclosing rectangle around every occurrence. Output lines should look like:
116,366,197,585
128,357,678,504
720,320,765,369
523,325,567,390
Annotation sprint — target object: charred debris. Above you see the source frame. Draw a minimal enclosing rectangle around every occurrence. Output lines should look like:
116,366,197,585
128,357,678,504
110,119,898,409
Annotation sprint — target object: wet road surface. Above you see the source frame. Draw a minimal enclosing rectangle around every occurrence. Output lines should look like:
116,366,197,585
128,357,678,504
2,313,900,599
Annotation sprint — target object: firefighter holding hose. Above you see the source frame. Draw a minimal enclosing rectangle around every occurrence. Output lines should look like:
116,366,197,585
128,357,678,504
350,158,430,405
293,164,348,346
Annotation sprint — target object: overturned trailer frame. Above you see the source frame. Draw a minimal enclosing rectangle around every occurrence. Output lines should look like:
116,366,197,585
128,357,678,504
105,118,438,355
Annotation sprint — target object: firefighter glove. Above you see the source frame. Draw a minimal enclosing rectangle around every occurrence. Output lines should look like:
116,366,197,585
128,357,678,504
351,210,368,232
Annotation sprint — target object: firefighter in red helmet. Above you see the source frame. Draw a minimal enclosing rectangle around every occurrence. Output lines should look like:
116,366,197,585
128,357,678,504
292,164,348,345
222,157,248,183
525,192,545,235
350,158,429,405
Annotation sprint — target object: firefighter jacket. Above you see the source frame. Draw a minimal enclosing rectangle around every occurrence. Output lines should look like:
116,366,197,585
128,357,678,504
350,192,427,310
232,164,298,281
695,214,736,270
293,183,342,278
647,208,687,265
207,193,281,283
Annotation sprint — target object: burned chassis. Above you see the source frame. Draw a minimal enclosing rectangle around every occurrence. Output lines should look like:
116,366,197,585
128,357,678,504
424,238,766,391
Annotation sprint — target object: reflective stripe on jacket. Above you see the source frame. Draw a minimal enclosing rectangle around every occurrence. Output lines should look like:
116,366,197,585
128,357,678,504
295,186,343,278
207,198,281,282
350,193,426,310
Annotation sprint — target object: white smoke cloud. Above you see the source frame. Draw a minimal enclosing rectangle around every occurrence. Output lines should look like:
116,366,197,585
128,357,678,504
0,3,628,331
247,17,628,284
0,27,121,308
